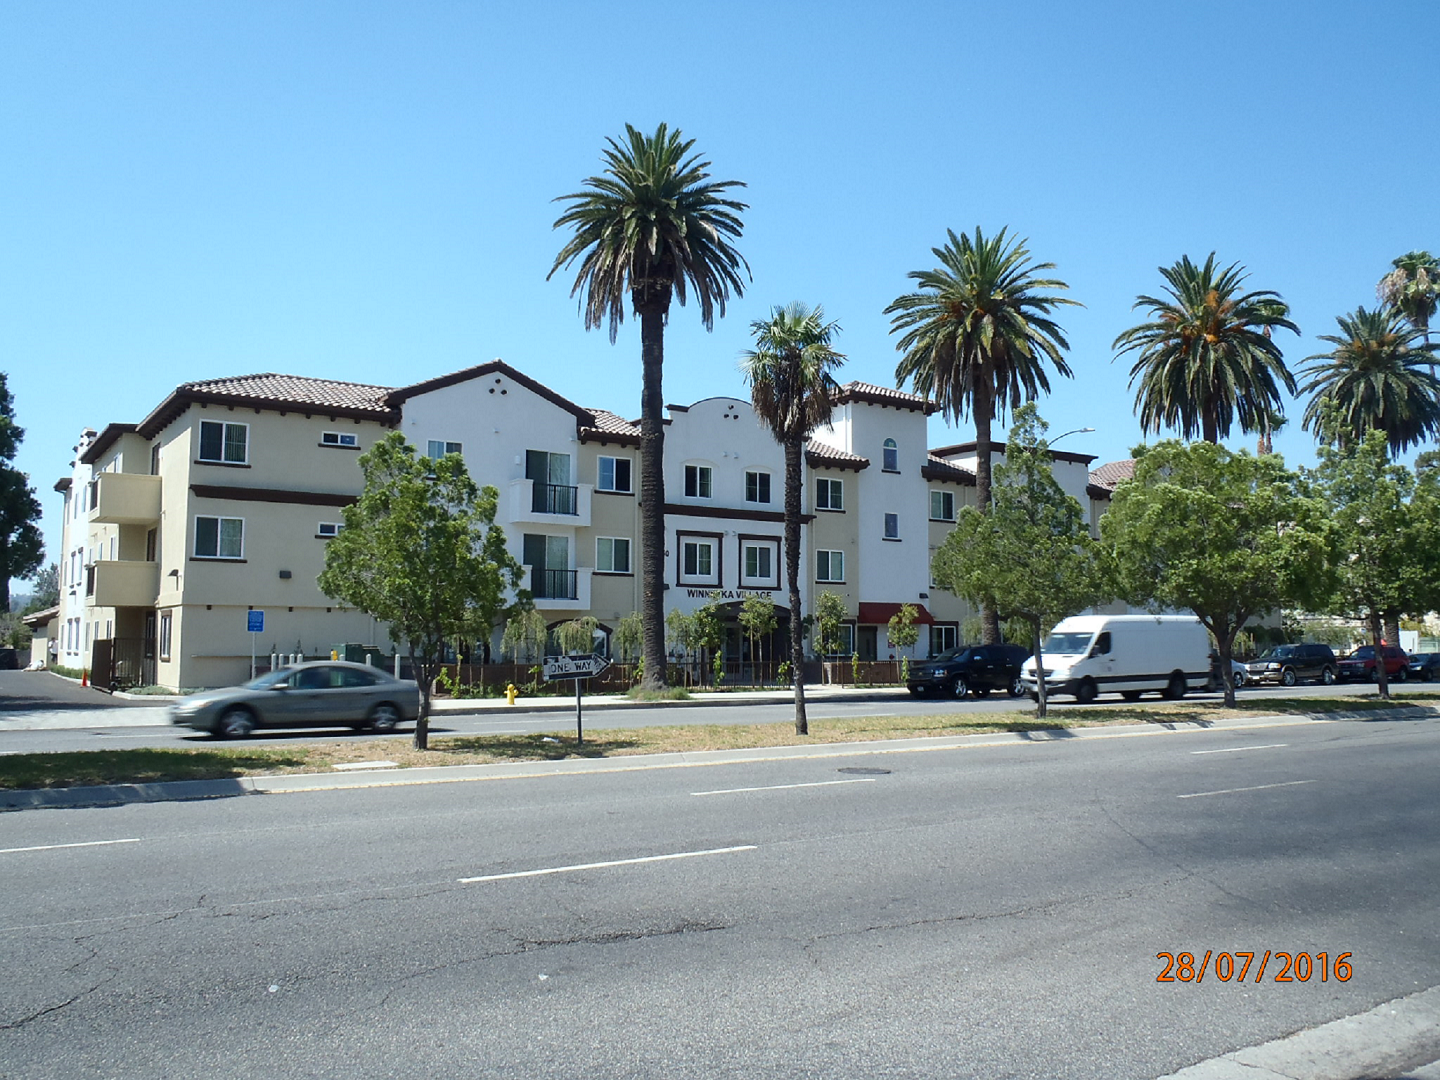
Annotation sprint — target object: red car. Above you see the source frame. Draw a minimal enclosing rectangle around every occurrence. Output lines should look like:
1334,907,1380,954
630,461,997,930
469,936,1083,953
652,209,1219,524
1337,644,1408,683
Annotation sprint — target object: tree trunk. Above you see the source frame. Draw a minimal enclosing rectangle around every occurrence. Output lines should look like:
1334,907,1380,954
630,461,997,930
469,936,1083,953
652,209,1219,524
973,378,1000,645
1384,612,1401,649
412,645,430,750
785,435,808,735
1369,608,1390,701
1030,618,1047,719
1216,623,1237,709
637,298,670,691
1202,402,1219,445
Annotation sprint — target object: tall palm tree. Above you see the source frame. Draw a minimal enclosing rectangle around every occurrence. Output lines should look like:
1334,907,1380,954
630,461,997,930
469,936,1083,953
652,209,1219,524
741,303,846,736
1114,253,1299,444
1301,306,1440,455
549,124,749,691
886,226,1077,644
1378,250,1440,343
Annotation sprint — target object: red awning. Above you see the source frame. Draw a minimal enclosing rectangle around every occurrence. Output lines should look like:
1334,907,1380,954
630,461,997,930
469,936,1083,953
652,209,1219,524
857,602,935,625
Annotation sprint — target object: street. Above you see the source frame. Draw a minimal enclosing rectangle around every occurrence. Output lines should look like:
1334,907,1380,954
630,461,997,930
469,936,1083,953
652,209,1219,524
1,709,1437,1078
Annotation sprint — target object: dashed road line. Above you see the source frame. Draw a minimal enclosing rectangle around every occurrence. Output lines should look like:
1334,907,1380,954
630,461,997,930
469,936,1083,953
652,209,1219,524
692,778,877,796
1177,780,1316,799
459,845,756,883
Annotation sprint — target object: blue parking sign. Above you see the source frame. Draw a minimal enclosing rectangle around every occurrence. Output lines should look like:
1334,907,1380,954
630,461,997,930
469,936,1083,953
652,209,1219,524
247,610,264,633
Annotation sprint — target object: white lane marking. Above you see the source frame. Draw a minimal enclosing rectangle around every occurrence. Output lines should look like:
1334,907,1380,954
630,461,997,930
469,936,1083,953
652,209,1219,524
1191,743,1288,755
459,845,756,883
0,838,142,855
1178,780,1317,799
691,778,877,796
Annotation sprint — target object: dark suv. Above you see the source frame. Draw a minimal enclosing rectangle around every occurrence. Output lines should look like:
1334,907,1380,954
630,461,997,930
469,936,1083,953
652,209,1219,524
907,644,1032,698
1337,644,1408,683
1243,643,1338,687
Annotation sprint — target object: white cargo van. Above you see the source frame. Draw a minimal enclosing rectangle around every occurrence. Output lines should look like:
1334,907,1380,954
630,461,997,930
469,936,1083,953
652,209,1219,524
1020,614,1211,704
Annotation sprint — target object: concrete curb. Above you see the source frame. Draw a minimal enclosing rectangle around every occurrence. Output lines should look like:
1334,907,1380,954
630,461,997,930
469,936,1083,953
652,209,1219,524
1157,984,1440,1080
10,708,1435,811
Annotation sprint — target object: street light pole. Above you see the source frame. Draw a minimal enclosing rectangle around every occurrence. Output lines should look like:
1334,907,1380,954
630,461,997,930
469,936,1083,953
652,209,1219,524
1051,426,1095,445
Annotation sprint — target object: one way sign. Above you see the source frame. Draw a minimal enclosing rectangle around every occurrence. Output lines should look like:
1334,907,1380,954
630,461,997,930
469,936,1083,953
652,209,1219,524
542,654,611,681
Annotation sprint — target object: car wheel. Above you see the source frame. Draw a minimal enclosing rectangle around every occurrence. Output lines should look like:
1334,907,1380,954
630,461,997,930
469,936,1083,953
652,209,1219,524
1120,690,1142,702
1395,666,1408,683
1280,668,1297,687
218,708,254,739
1321,667,1335,686
1164,673,1187,700
1075,679,1098,705
1233,670,1247,689
368,703,402,733
1009,675,1025,698
1425,668,1435,683
951,677,969,699
1369,668,1380,683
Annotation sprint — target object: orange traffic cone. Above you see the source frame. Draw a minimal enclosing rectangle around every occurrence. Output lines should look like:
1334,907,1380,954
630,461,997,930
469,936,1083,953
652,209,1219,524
81,668,88,687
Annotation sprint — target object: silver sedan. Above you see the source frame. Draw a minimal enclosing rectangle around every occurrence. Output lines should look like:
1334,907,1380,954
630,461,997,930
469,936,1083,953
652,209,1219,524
170,661,420,738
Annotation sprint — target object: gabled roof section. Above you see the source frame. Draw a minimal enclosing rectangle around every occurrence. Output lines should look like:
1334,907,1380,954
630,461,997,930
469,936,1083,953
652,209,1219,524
138,373,397,438
387,360,596,427
805,440,870,472
832,381,939,415
922,454,976,485
79,423,139,465
1087,459,1135,500
579,409,641,447
22,605,59,628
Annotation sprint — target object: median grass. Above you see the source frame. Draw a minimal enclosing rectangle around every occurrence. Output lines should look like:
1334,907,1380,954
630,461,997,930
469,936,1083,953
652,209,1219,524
3,692,1437,791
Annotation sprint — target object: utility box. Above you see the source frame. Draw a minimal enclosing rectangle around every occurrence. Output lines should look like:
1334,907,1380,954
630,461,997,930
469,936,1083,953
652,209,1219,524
341,643,385,666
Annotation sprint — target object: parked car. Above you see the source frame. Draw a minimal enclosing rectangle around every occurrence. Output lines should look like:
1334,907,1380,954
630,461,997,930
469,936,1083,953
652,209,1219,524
907,644,1032,698
1406,652,1440,681
1209,656,1248,691
170,661,420,738
1243,643,1338,687
1337,644,1408,683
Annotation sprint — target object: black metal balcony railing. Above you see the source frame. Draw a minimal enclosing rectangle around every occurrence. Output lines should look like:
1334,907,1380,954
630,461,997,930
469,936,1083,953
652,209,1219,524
531,483,578,516
531,568,579,600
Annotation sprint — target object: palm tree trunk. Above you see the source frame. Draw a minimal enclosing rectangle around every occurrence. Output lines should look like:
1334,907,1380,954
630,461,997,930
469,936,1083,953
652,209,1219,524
785,435,808,735
973,376,1000,645
1384,612,1401,649
637,299,669,691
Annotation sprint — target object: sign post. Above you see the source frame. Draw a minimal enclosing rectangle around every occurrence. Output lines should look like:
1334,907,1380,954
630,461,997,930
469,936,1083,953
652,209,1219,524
541,653,611,745
247,610,265,679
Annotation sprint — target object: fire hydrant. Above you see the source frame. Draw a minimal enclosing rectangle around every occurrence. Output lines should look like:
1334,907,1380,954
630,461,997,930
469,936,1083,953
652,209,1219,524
505,683,519,706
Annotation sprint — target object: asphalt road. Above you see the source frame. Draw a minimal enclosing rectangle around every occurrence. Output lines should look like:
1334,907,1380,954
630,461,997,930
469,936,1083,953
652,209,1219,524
1,711,1436,1078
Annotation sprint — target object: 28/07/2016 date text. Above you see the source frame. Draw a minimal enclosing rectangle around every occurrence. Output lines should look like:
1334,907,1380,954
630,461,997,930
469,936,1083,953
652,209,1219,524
1157,951,1353,984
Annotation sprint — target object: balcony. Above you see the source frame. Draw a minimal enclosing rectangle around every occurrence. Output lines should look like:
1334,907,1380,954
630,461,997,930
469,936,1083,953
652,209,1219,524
88,472,161,525
507,479,592,527
86,561,159,608
521,565,592,610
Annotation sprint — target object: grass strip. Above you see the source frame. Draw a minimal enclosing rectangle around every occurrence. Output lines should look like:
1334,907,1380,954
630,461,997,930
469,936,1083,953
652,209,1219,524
3,693,1436,791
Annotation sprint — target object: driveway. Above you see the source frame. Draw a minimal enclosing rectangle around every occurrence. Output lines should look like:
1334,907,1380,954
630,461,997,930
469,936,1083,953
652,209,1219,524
0,669,156,712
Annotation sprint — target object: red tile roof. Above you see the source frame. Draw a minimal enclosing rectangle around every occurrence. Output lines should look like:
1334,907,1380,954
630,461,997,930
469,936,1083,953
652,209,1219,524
805,440,870,471
832,382,939,414
1088,459,1135,492
857,602,935,625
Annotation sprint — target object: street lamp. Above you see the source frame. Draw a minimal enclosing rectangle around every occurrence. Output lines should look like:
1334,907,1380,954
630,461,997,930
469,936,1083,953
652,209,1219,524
1051,426,1095,445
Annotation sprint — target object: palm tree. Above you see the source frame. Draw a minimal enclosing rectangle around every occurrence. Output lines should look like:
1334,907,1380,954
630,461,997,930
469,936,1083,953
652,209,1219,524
1301,306,1440,455
741,303,846,735
549,124,749,691
1378,250,1440,343
886,226,1077,644
1114,253,1299,444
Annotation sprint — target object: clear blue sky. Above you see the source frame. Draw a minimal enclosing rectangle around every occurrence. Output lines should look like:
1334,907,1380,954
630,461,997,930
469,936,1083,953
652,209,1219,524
4,0,1437,596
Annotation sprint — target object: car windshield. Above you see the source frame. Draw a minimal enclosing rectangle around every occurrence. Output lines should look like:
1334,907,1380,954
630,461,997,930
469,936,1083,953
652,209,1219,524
1042,632,1093,655
242,669,293,690
1347,646,1374,660
929,649,963,662
1257,646,1298,660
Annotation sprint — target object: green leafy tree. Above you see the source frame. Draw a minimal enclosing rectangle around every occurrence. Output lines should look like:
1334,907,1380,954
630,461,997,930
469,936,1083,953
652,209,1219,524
613,610,643,663
691,592,726,688
502,607,548,663
813,590,847,683
1114,253,1299,445
932,405,1110,717
741,301,846,731
550,123,748,692
0,374,44,613
1378,250,1440,344
887,227,1078,644
319,432,525,749
738,592,778,685
1300,307,1440,455
1101,440,1331,706
554,615,599,656
24,562,58,612
1310,430,1440,700
886,603,921,683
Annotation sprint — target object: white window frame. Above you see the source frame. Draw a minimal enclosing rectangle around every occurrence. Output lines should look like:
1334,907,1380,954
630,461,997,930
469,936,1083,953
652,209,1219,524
597,455,633,493
198,420,249,465
882,438,899,472
883,512,900,540
317,522,344,538
194,515,245,559
427,439,463,459
744,470,772,504
816,549,845,583
930,624,958,655
159,611,172,662
930,490,955,521
741,540,778,587
681,539,717,582
596,536,631,573
684,464,713,499
816,477,843,511
321,431,359,448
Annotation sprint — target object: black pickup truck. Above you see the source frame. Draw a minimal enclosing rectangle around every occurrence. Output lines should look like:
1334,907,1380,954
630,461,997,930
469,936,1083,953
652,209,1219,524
906,644,1032,699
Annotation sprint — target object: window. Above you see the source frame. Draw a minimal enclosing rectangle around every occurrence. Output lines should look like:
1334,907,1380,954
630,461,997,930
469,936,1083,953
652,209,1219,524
816,549,845,583
884,513,899,540
198,420,248,464
145,528,157,562
816,477,843,511
930,490,955,521
194,516,244,559
159,611,172,662
317,522,344,538
150,443,160,475
741,540,778,586
745,471,771,504
427,440,463,459
684,464,712,499
596,536,631,573
818,622,855,657
526,450,575,514
321,431,359,448
597,456,632,493
883,438,899,472
681,539,716,581
930,625,958,655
